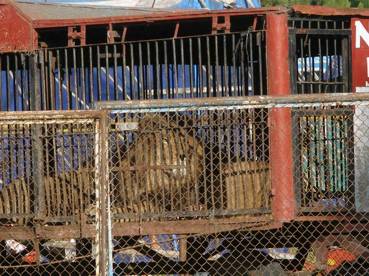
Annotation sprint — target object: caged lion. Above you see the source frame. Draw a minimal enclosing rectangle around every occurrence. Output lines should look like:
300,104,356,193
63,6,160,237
0,169,95,226
0,114,205,226
111,114,205,221
0,113,271,226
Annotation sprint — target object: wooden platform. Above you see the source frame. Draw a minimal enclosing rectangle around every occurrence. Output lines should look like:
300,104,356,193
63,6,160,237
0,214,274,240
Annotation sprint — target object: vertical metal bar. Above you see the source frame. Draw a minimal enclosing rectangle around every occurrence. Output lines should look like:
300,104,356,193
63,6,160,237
130,43,136,99
249,32,255,96
73,48,79,109
80,47,87,109
20,54,28,110
147,41,152,99
89,46,94,106
215,35,220,97
40,50,48,110
14,54,19,110
206,36,211,97
122,43,127,100
232,34,237,96
333,34,338,93
257,32,264,96
189,38,194,98
113,44,118,100
225,110,232,208
266,14,295,222
240,34,246,96
64,48,71,109
143,47,148,101
325,23,330,93
97,46,102,101
217,111,223,209
138,42,144,99
29,54,45,220
164,41,169,98
172,39,178,98
223,34,228,97
56,50,62,110
300,36,305,94
59,121,67,215
180,38,185,98
342,35,350,92
308,36,313,94
95,111,111,276
105,45,110,101
197,37,203,97
6,55,10,111
47,51,55,110
155,41,160,99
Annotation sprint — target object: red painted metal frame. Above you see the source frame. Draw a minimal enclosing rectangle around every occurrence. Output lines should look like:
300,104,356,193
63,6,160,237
30,7,285,28
67,25,86,46
266,13,296,223
4,1,369,53
0,0,286,52
293,4,369,17
0,2,37,52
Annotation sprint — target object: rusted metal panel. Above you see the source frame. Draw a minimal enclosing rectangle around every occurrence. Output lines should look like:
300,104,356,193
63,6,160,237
266,13,296,223
0,1,280,52
293,4,369,17
0,3,37,52
6,1,285,28
14,2,285,28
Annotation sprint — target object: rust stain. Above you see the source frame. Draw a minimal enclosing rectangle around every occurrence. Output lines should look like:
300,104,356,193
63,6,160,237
293,4,369,17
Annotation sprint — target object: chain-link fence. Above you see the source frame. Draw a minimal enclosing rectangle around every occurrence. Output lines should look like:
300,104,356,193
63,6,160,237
0,111,108,275
98,93,369,276
0,93,368,275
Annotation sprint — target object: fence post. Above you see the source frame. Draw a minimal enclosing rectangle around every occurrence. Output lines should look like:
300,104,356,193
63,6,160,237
95,111,111,276
29,52,45,221
266,13,296,223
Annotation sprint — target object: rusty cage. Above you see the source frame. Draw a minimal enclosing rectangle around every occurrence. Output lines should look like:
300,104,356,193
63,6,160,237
0,1,368,275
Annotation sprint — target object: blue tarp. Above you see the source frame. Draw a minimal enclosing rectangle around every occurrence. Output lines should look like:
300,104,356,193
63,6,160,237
18,0,261,9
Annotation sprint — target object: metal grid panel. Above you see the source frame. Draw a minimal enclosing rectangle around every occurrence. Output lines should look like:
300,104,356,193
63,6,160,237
289,17,351,95
0,94,368,274
0,31,267,111
289,17,350,30
0,53,32,112
0,111,106,275
108,106,271,223
293,107,355,213
99,94,369,275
